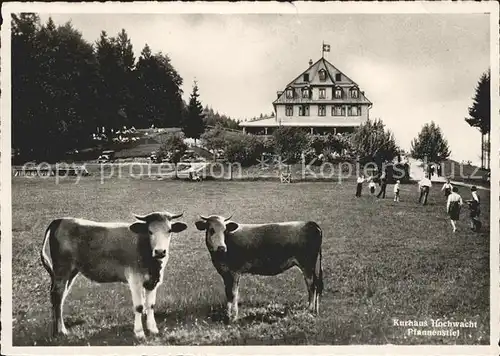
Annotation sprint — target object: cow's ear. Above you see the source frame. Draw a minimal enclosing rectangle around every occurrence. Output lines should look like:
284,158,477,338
171,222,188,233
130,222,148,234
195,220,207,231
226,222,239,232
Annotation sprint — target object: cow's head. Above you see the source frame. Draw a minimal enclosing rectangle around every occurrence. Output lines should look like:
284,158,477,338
130,211,187,259
195,215,239,255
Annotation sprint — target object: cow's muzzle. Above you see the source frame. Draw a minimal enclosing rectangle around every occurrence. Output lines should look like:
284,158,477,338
153,249,167,259
214,246,227,259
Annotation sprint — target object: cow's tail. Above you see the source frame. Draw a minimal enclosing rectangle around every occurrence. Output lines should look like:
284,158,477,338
311,223,324,297
41,219,62,280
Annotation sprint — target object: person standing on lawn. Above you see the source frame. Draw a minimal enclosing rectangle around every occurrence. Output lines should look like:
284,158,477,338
376,170,387,199
368,175,376,195
418,174,432,205
355,174,365,197
393,180,401,202
447,186,463,233
441,178,453,199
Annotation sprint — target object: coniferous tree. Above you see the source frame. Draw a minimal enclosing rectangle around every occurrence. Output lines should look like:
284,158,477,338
465,70,490,169
12,15,99,161
12,13,42,160
182,81,206,143
135,46,184,128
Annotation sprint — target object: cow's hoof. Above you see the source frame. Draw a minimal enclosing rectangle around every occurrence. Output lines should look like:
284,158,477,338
148,325,159,335
54,326,69,336
134,330,146,340
53,329,68,337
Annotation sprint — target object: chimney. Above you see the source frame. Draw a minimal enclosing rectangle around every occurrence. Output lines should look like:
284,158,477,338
277,91,283,98
309,59,313,66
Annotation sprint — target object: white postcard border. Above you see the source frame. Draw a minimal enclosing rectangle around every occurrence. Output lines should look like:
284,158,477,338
1,2,499,355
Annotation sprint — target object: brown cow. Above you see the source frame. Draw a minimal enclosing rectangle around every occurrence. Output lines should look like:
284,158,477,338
195,215,323,323
40,211,187,339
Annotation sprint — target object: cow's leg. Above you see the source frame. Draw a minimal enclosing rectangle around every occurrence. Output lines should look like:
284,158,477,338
232,273,241,321
222,272,236,324
50,267,77,336
145,287,159,335
62,269,79,306
300,267,315,312
127,274,146,339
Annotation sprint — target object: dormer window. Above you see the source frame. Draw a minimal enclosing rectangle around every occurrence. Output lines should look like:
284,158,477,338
351,87,359,98
335,73,342,81
319,69,327,82
302,87,310,99
286,88,294,99
303,73,309,82
334,87,343,99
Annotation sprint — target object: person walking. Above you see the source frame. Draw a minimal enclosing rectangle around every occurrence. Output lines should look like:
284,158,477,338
355,174,364,197
447,186,463,233
377,170,387,199
467,186,481,231
393,180,401,202
441,178,453,199
418,174,432,205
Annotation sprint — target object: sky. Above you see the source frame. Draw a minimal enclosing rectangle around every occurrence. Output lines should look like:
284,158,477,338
39,13,491,165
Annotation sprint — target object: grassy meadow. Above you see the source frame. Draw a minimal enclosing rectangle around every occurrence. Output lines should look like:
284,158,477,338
10,176,490,346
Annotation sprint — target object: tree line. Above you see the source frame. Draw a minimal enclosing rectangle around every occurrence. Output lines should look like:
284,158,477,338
11,14,235,162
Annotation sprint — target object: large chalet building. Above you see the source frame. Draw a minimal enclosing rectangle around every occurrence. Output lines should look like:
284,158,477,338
240,57,372,135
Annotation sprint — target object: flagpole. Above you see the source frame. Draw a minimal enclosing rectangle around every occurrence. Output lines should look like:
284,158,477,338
322,41,324,58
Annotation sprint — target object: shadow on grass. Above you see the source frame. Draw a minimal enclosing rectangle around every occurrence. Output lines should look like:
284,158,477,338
154,300,298,327
20,319,130,346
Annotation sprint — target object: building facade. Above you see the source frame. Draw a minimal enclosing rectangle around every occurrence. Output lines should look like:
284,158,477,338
240,57,372,135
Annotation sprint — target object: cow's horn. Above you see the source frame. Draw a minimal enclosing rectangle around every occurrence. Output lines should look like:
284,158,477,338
169,212,184,220
224,214,233,222
134,213,148,221
199,215,209,221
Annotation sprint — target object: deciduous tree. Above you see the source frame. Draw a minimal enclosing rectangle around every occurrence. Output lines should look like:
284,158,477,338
410,121,451,163
350,118,399,168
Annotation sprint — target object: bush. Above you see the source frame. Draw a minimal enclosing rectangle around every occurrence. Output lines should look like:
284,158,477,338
200,127,226,152
307,133,353,164
156,132,187,164
224,132,272,166
273,127,310,164
201,129,272,166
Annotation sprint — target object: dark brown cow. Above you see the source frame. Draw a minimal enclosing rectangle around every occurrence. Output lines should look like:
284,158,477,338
195,215,323,322
40,211,187,339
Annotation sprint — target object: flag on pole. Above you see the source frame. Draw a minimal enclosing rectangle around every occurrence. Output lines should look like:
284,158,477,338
323,43,331,52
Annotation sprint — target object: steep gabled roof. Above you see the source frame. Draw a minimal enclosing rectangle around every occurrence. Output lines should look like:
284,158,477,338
274,57,372,105
287,57,352,87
